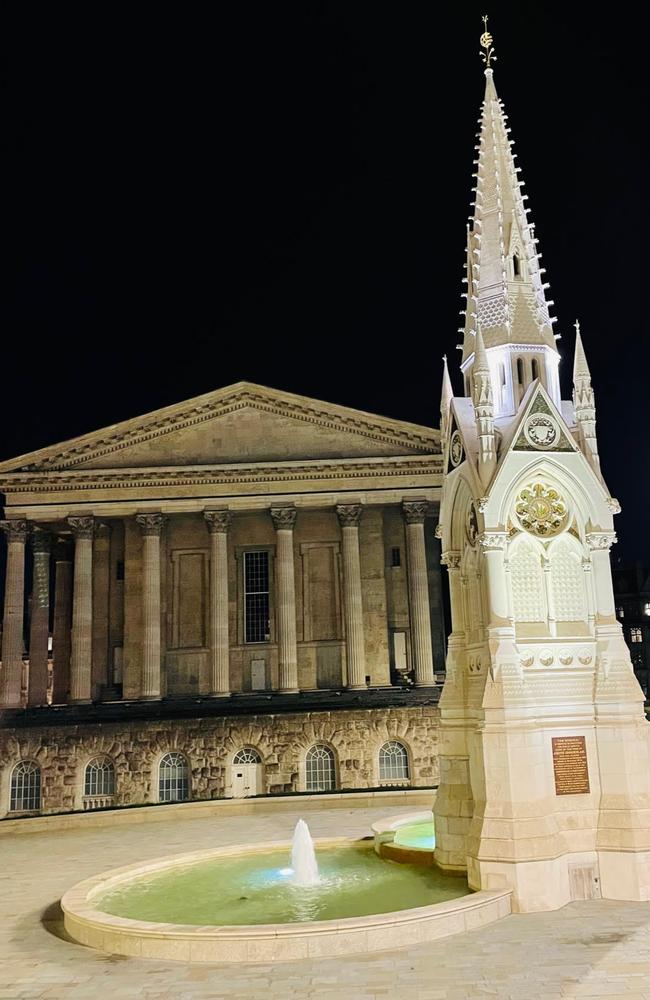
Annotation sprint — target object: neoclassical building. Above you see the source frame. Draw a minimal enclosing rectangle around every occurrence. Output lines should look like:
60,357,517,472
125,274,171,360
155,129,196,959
0,383,445,816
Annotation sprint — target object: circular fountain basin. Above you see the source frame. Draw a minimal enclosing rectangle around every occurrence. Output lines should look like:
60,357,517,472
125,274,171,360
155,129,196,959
62,837,512,962
372,810,437,865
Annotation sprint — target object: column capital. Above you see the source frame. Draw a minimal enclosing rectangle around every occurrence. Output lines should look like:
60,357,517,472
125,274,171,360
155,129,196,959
441,549,461,570
403,500,429,525
204,510,232,533
586,531,617,551
67,515,95,539
336,504,363,528
31,528,53,554
479,531,509,551
0,519,28,543
270,507,297,531
136,513,165,537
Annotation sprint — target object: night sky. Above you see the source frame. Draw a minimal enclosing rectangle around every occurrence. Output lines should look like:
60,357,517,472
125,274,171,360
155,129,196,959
3,5,649,564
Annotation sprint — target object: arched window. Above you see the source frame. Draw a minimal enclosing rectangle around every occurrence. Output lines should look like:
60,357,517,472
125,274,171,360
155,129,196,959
378,741,410,783
513,253,520,277
510,539,545,623
305,745,336,792
10,761,41,813
84,757,115,800
233,748,262,765
531,358,540,380
516,358,524,385
158,752,190,803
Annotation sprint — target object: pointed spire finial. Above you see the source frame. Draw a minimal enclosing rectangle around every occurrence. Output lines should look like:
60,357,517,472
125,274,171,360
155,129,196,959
480,15,497,69
573,319,591,383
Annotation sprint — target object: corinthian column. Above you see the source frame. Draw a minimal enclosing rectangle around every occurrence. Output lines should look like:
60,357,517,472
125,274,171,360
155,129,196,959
204,510,232,696
68,516,95,703
0,520,28,708
336,504,367,689
52,540,73,704
136,514,164,700
270,507,299,693
28,529,52,707
403,501,435,686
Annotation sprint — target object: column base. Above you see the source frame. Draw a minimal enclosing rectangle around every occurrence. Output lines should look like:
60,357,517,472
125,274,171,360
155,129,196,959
68,698,93,705
415,679,437,688
278,688,300,695
208,691,232,698
346,683,368,691
139,694,162,701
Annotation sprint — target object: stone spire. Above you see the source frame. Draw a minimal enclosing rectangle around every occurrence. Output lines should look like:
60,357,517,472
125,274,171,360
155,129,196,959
471,325,497,486
459,61,561,414
440,354,453,444
572,320,601,476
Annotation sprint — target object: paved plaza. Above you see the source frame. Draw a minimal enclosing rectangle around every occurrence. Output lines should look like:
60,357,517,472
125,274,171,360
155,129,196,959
2,803,650,999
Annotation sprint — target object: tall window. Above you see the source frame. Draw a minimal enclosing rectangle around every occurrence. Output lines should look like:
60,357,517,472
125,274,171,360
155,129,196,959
631,628,643,644
378,741,410,783
305,745,336,792
531,358,539,380
10,761,41,812
644,603,650,617
244,551,270,643
617,606,625,619
516,358,524,385
159,752,190,802
513,253,520,277
84,757,115,798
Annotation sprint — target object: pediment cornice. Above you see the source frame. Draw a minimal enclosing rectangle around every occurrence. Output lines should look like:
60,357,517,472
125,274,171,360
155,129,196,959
0,383,439,474
0,455,443,495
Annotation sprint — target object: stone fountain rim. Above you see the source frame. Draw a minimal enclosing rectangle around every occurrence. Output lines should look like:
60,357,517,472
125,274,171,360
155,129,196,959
61,836,511,962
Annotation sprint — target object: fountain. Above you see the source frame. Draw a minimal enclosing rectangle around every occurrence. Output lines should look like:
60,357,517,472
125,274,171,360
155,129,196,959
290,819,319,886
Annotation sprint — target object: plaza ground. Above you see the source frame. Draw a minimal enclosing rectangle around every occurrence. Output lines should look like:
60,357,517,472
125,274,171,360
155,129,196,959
3,801,650,999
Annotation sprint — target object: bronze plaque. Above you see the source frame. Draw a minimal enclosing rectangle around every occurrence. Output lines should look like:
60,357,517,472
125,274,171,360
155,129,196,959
552,736,590,795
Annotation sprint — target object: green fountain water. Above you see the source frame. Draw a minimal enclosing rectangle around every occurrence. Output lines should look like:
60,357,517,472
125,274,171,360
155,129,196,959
97,840,468,926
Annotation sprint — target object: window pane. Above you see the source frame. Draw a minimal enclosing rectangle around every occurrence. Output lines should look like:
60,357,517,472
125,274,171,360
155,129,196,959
305,745,335,792
379,741,409,781
244,551,270,643
10,761,41,812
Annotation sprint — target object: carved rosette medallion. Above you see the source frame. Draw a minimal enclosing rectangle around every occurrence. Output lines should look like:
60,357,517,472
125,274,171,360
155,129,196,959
0,519,28,543
270,507,298,531
403,500,429,525
523,412,561,450
204,510,232,534
449,430,464,467
67,516,95,540
336,504,363,528
135,513,165,537
514,483,567,537
466,502,479,545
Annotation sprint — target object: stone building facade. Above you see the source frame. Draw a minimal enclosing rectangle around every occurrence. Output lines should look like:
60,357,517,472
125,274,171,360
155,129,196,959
0,383,444,818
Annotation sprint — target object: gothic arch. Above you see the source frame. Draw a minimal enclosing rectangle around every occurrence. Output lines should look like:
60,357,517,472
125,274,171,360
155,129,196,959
547,533,588,624
508,532,547,624
498,460,599,536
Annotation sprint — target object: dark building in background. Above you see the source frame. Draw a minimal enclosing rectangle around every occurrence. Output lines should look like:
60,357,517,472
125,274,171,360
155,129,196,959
613,563,650,695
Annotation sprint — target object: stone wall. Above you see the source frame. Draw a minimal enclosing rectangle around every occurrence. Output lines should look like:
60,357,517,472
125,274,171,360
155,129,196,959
0,705,439,819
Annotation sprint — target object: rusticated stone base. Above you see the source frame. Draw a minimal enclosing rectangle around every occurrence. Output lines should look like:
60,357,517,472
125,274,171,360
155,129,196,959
0,705,440,819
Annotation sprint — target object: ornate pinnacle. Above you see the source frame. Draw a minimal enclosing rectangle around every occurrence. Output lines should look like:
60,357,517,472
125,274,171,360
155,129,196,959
480,15,496,69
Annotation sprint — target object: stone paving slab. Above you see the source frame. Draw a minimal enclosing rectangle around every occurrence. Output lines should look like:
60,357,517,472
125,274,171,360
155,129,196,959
1,803,650,998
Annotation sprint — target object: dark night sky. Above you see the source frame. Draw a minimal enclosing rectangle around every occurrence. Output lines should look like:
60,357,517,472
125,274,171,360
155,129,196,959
3,5,649,563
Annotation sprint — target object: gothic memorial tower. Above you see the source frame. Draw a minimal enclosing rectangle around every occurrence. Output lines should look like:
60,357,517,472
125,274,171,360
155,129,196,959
434,22,650,912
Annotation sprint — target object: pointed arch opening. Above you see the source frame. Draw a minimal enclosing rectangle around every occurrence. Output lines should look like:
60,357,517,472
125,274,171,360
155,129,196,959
513,253,521,278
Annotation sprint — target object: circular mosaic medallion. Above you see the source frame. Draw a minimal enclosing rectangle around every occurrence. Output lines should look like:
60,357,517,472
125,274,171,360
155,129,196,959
523,412,560,450
466,502,479,545
449,430,464,467
514,482,568,537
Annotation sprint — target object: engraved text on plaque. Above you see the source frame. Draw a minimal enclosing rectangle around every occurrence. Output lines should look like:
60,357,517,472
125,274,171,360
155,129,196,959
552,735,590,795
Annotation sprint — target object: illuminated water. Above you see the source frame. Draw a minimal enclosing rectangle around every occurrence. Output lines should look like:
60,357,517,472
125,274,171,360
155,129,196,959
97,843,468,925
393,821,436,852
291,819,319,886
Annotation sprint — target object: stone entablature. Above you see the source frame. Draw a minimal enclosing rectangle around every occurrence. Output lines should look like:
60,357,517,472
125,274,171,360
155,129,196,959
0,704,440,819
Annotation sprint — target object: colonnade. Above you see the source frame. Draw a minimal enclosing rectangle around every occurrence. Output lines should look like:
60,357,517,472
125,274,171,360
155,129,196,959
0,500,436,707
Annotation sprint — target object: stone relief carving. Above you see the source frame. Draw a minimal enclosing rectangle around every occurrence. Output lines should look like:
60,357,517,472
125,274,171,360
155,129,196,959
585,532,617,551
135,513,165,536
203,510,232,533
514,482,567,537
0,520,28,543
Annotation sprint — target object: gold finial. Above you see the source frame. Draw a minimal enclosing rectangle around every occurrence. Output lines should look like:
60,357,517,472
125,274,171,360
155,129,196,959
480,15,496,69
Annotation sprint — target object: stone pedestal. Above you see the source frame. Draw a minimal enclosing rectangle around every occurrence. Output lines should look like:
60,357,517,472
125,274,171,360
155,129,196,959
28,529,52,707
204,511,231,697
136,514,164,700
0,520,28,708
271,508,299,693
336,504,367,689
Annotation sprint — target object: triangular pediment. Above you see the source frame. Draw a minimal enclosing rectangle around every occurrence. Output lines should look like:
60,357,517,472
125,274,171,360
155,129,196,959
510,383,578,455
0,382,439,473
